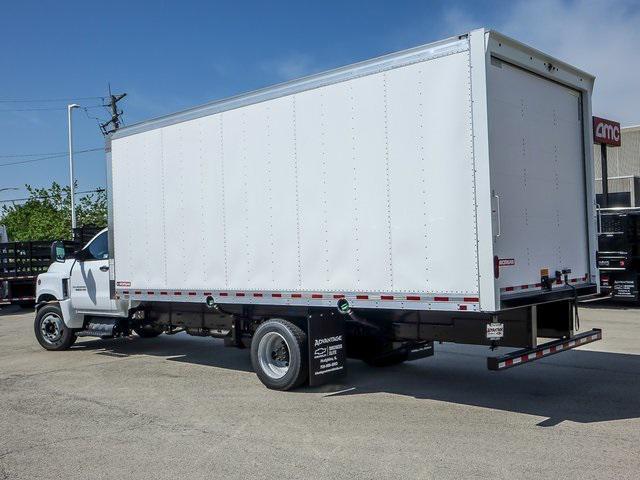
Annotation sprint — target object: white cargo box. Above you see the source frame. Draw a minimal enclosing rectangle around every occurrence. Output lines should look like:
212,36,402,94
108,29,598,313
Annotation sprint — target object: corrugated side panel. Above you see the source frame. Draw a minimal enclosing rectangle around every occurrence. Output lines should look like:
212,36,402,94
111,48,479,299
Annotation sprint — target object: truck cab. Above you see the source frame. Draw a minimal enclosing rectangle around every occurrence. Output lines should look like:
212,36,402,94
35,229,130,341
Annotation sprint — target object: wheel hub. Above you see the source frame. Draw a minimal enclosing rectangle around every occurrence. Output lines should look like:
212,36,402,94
258,332,291,379
40,314,64,344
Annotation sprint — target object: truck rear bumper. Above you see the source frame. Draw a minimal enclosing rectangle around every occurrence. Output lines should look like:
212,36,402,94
487,328,602,370
500,283,597,309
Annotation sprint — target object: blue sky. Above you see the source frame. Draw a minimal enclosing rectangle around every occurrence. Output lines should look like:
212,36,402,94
1,0,639,205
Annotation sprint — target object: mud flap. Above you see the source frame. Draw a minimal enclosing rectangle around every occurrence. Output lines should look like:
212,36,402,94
307,312,347,387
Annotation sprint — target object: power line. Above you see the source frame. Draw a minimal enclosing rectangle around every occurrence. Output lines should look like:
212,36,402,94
0,96,105,103
0,148,102,167
0,151,68,158
0,104,105,112
0,188,105,204
83,106,105,130
0,147,100,158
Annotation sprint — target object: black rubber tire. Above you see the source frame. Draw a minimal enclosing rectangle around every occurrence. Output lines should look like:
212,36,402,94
34,304,77,351
250,319,308,391
134,326,163,338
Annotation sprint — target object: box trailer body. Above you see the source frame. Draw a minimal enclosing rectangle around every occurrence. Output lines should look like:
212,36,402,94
108,29,598,311
33,29,602,390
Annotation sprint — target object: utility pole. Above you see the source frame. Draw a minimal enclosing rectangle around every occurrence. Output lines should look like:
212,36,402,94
100,85,127,136
68,104,80,232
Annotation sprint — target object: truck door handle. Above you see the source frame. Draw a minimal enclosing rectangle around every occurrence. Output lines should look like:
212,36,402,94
493,193,502,237
99,266,109,272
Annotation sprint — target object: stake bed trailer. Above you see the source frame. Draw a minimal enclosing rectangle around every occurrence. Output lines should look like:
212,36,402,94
36,29,601,390
0,227,100,305
0,240,50,305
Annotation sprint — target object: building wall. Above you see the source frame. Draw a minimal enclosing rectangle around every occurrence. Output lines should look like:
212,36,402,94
594,126,640,179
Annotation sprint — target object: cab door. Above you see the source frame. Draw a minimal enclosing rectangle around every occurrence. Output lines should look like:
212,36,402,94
70,230,115,313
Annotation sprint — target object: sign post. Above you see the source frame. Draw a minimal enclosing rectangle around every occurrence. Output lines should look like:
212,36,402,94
600,143,609,207
592,116,622,208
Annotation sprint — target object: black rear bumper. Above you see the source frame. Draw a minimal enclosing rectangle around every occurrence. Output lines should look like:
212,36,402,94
500,283,597,309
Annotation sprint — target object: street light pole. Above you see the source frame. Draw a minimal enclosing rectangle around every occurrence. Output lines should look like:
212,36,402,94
67,104,80,233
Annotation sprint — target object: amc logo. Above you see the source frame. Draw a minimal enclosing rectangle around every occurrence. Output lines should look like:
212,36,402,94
593,116,621,147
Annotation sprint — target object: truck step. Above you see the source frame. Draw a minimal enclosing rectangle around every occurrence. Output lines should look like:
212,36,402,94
487,328,602,370
77,318,124,339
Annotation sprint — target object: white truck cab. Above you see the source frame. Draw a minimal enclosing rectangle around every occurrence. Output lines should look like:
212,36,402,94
35,229,131,347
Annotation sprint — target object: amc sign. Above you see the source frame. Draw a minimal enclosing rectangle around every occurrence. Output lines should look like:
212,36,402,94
593,116,621,147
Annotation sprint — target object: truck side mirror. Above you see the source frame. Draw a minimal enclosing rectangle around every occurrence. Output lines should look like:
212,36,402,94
50,241,67,263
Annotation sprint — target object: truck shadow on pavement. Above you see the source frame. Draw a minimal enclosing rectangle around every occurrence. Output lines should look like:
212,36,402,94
0,305,25,316
75,333,254,373
325,345,640,427
76,334,640,427
580,299,640,310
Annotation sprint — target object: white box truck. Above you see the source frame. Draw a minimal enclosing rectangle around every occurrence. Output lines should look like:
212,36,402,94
35,29,601,390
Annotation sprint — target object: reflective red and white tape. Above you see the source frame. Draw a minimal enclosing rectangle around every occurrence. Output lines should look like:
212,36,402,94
115,289,480,310
497,330,602,369
501,274,589,293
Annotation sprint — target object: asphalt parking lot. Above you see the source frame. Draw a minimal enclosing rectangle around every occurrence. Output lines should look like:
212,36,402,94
1,304,639,480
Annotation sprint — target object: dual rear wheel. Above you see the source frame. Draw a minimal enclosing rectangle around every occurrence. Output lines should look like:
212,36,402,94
250,319,308,391
250,319,408,390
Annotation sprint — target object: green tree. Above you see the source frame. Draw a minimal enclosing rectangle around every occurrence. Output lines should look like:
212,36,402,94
0,182,106,241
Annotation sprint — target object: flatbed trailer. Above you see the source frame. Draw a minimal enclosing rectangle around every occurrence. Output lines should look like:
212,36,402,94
36,29,601,390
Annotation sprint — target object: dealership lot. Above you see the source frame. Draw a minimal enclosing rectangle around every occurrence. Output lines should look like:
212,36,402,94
1,304,639,480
